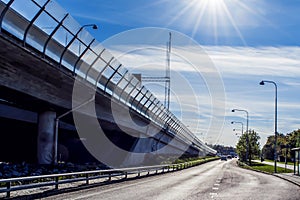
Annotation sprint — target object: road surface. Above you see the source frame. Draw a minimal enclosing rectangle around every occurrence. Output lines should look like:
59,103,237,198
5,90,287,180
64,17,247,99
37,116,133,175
45,159,300,200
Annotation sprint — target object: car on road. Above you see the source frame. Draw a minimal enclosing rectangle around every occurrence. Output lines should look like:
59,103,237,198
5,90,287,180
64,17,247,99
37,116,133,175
220,156,227,161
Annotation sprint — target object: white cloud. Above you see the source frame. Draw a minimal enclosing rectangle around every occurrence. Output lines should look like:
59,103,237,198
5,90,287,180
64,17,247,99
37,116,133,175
204,46,300,77
107,45,300,78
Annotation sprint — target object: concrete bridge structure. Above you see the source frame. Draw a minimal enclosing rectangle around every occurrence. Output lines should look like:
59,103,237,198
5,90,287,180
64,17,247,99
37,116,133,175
0,0,216,167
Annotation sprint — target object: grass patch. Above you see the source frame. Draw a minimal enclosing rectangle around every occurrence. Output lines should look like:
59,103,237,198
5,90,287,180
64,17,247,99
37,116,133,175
238,161,293,174
251,162,293,173
264,159,294,166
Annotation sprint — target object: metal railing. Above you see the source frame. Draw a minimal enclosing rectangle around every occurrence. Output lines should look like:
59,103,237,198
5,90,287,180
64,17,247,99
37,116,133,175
0,162,198,198
0,0,216,155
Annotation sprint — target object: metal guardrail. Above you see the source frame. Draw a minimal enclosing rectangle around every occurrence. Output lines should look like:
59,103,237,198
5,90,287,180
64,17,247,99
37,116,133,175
0,162,198,198
0,0,216,155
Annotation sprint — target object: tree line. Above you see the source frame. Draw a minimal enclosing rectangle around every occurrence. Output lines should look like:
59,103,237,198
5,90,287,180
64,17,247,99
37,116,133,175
235,129,300,164
262,129,300,162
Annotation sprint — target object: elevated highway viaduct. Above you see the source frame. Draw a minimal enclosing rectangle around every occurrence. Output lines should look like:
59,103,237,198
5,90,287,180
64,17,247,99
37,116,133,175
0,0,216,167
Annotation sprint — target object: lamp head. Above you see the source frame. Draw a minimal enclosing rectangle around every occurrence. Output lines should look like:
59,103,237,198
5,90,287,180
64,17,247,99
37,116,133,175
259,81,265,85
231,121,234,124
231,109,235,112
92,24,98,29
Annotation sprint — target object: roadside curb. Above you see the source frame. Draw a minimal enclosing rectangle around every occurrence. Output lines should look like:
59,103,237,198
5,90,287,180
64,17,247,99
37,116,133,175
273,174,300,187
237,161,300,187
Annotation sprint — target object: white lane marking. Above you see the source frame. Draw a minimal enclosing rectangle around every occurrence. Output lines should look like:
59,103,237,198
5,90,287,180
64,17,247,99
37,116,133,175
210,178,221,198
210,192,218,199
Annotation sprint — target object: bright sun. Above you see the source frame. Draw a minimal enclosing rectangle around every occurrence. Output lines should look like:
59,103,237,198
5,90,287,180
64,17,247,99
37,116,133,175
179,0,248,45
204,0,224,8
191,0,225,13
164,0,261,45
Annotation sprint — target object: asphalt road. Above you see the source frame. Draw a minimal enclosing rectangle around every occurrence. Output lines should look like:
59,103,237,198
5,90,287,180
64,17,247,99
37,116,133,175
45,159,300,200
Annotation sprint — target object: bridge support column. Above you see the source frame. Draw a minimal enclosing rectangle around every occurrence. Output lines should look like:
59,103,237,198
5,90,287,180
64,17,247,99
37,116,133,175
37,111,56,164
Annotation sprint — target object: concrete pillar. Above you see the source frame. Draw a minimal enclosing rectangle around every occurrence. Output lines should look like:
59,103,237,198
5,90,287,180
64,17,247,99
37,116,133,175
37,111,56,164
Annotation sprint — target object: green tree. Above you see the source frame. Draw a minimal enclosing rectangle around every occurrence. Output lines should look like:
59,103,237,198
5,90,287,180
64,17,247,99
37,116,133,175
290,129,300,147
236,129,260,165
262,129,300,162
210,144,236,155
262,134,285,161
262,135,275,160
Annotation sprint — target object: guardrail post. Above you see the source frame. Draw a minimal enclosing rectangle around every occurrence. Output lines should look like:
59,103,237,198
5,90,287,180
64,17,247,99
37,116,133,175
6,182,11,198
55,177,59,190
124,172,128,179
147,171,150,176
86,174,89,185
138,171,140,177
108,173,111,181
156,170,158,174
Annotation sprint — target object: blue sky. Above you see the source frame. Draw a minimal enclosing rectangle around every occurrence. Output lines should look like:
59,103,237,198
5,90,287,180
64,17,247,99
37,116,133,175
55,0,300,147
56,0,300,46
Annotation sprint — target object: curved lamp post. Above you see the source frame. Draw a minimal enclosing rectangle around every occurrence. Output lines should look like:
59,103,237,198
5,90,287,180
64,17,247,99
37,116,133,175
59,23,98,67
232,109,249,163
260,80,278,173
79,24,98,54
231,121,244,135
54,23,98,164
233,129,241,137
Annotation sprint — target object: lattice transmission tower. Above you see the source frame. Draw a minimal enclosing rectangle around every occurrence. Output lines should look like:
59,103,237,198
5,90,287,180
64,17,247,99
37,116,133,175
142,32,171,110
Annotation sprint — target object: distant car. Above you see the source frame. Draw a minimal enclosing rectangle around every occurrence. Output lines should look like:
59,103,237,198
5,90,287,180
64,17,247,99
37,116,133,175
220,156,227,161
227,155,232,159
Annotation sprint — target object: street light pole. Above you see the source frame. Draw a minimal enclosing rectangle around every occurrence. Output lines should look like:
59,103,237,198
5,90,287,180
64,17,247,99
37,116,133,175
232,109,249,164
59,23,98,68
79,24,98,55
260,80,278,173
231,121,244,135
